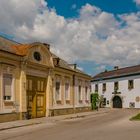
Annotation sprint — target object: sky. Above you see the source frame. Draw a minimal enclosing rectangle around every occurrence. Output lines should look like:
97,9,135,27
0,0,140,76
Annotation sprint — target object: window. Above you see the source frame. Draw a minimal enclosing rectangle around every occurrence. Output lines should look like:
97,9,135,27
107,100,109,105
129,102,135,108
78,85,82,101
55,81,61,101
65,82,70,100
33,51,41,61
85,86,89,103
85,86,88,100
37,80,44,91
90,85,91,92
3,74,13,101
103,98,106,106
128,80,134,90
95,84,98,92
37,95,44,107
114,82,119,91
102,83,106,92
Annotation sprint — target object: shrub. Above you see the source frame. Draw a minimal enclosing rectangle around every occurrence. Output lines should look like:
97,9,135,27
90,92,99,110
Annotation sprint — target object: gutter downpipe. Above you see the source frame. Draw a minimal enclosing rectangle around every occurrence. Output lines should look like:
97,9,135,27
73,74,76,114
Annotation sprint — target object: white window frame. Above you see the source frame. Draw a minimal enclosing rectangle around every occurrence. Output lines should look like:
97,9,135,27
55,77,61,101
65,80,70,101
85,86,88,101
78,85,82,101
3,73,14,101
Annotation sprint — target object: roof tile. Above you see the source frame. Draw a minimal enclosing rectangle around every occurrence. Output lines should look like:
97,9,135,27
92,65,140,81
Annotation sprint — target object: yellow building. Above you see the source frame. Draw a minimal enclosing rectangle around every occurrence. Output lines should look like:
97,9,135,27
0,36,91,122
50,55,91,116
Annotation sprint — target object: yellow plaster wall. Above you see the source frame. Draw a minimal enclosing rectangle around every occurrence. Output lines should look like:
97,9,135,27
0,55,23,114
0,43,91,120
52,68,74,108
19,70,27,113
0,64,2,111
46,71,53,116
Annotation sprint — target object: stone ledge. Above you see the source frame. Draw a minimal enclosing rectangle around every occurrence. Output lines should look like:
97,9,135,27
0,113,20,123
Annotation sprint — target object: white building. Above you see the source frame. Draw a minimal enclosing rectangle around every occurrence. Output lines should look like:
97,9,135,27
91,65,140,108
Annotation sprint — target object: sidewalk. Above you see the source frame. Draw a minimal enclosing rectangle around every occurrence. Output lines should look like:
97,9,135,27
0,108,110,131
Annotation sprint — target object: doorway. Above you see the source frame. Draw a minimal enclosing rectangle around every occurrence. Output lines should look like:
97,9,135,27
26,75,46,119
112,96,122,108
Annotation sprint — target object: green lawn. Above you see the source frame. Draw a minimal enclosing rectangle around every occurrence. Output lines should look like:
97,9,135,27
130,113,140,121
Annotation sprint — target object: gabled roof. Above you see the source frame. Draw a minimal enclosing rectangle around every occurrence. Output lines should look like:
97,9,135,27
0,41,50,56
11,44,31,56
0,36,91,78
52,53,91,77
52,53,74,71
0,35,19,46
92,65,140,81
0,43,32,56
0,35,22,55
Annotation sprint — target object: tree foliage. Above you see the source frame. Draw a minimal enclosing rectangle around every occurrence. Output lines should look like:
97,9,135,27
90,92,99,110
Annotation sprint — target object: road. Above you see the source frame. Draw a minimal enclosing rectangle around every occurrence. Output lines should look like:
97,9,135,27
0,109,140,140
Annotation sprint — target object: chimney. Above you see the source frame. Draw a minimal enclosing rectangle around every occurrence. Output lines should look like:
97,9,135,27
74,64,77,69
69,64,77,69
114,66,119,70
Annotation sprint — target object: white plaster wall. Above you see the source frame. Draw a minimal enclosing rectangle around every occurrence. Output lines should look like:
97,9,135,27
91,75,140,108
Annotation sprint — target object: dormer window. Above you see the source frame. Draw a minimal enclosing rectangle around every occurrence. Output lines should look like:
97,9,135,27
34,51,41,61
54,58,60,66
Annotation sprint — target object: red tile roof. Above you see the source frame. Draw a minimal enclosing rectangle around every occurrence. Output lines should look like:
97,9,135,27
0,36,91,78
52,53,91,77
0,44,31,56
11,44,31,56
92,65,140,81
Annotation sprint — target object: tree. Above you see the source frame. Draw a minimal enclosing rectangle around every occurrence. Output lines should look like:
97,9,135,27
90,92,99,110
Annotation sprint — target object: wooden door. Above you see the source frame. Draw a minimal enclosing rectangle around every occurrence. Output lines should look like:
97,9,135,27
26,77,34,119
36,78,46,118
113,96,122,108
26,76,46,119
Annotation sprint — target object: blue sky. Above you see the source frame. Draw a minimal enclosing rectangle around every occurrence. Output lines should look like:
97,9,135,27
47,0,138,17
0,0,140,76
46,0,140,75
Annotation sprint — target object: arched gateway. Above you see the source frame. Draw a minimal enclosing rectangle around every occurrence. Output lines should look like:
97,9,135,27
112,96,122,108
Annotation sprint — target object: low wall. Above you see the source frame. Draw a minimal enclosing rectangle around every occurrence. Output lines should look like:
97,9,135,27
49,107,91,116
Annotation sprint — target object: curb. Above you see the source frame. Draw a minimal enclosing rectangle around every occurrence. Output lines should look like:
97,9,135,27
0,109,110,131
0,122,41,131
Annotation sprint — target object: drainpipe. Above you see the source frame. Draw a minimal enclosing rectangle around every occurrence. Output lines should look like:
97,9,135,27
73,74,75,114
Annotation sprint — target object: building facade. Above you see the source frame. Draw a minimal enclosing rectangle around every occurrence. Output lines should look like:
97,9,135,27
0,36,91,122
49,54,91,116
91,65,140,109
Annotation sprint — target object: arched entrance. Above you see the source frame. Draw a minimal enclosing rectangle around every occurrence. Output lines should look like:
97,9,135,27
112,96,122,108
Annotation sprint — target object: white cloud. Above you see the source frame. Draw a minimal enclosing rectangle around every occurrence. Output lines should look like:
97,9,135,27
134,0,140,5
95,65,106,72
0,0,140,70
80,3,101,18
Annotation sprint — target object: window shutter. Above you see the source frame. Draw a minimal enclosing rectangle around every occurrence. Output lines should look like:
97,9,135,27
3,74,12,96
